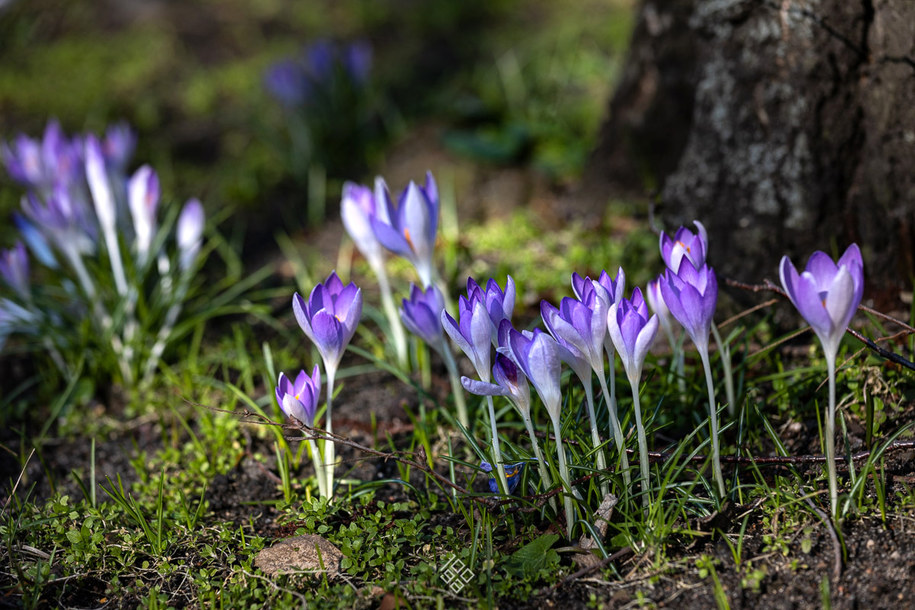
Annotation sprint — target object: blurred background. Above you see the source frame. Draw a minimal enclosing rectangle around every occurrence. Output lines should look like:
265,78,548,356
0,0,637,247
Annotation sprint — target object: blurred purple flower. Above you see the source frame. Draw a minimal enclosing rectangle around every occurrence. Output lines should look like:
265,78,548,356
275,365,322,427
341,180,385,270
21,187,96,255
128,165,160,265
293,271,363,376
660,220,708,273
176,198,205,272
102,122,136,172
779,244,864,357
11,214,56,268
370,173,439,286
0,242,29,299
264,59,309,107
607,287,659,384
660,262,718,353
1,119,83,193
400,283,446,351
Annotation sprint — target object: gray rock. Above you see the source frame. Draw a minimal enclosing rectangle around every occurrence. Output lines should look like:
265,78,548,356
255,535,344,577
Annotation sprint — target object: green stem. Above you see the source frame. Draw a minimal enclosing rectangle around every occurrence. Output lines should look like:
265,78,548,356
551,416,575,539
825,351,838,520
628,377,651,509
698,348,726,498
583,381,609,496
374,260,408,369
711,323,736,417
598,365,631,487
441,343,469,428
484,394,509,495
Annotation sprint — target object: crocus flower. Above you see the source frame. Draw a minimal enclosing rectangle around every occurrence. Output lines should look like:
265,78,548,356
12,214,56,268
498,319,575,536
465,275,515,345
176,199,205,272
659,262,718,353
442,296,493,381
0,242,29,299
607,288,658,385
2,120,83,193
370,173,439,287
86,134,128,295
341,181,386,272
275,365,322,427
779,244,864,359
660,220,708,273
21,188,96,255
264,59,310,107
293,271,363,379
481,461,524,494
400,283,446,351
128,165,160,266
102,122,136,172
660,261,725,496
780,243,864,518
607,287,659,507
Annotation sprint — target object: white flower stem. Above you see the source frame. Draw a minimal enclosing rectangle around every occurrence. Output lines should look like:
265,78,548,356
441,343,469,428
551,416,575,539
141,274,190,386
583,381,609,496
698,347,726,498
711,323,736,416
627,376,651,509
308,439,328,498
373,260,408,369
522,413,555,510
598,365,631,487
484,394,509,495
324,365,337,500
825,351,838,520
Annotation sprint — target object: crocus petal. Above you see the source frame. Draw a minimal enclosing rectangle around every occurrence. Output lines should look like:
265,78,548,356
369,214,412,257
311,310,344,365
793,271,834,338
85,135,116,230
806,251,839,288
633,314,659,369
461,376,508,397
824,265,855,332
293,292,314,337
177,199,205,271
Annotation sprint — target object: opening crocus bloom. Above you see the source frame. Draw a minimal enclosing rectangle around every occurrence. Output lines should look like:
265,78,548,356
400,283,446,351
341,181,385,270
461,353,531,415
467,276,516,345
176,199,205,272
0,242,29,299
275,365,322,427
293,271,363,375
369,173,439,287
660,220,708,273
497,320,563,420
660,262,718,352
779,244,864,357
128,165,160,265
607,287,659,384
442,297,492,380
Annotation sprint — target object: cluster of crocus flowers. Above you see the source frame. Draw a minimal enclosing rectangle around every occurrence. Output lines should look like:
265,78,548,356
290,271,363,498
0,120,206,386
780,244,864,518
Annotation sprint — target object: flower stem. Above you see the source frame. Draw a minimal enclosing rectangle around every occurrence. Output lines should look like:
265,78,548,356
598,366,631,487
522,412,555,510
441,343,469,428
583,381,609,496
825,351,838,520
308,439,327,498
551,416,575,539
628,377,651,509
484,394,509,495
711,323,736,417
698,347,726,498
373,260,408,369
324,365,337,500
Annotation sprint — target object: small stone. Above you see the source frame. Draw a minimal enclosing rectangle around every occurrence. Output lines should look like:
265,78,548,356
866,539,875,550
891,550,901,560
255,534,344,577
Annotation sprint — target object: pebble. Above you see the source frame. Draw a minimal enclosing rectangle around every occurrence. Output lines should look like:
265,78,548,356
254,534,344,577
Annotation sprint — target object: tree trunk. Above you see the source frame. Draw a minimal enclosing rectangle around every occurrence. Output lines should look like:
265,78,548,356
582,0,915,303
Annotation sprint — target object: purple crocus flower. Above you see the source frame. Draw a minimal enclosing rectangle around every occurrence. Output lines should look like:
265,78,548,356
541,296,605,379
659,262,718,353
128,165,160,265
498,320,563,420
12,214,56,268
645,276,673,334
22,187,96,255
102,122,136,172
442,296,492,380
2,120,83,192
660,220,708,273
572,268,625,357
467,275,515,345
400,283,446,351
461,352,531,415
481,460,524,494
343,41,372,85
607,287,659,384
275,365,322,427
176,198,205,272
341,181,387,270
370,173,439,287
0,242,29,299
779,244,864,358
293,271,363,377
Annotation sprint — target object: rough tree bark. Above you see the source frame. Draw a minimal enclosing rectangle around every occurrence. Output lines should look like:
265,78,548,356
582,0,915,302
